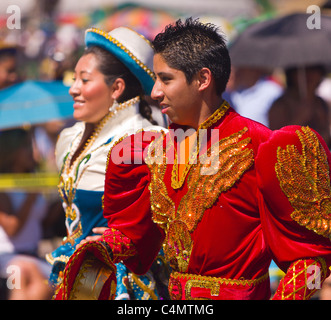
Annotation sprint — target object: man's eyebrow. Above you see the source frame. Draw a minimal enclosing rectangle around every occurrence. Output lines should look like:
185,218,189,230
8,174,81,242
156,71,173,77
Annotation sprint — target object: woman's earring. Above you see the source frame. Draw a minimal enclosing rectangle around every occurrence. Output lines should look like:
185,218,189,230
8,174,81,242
109,99,119,112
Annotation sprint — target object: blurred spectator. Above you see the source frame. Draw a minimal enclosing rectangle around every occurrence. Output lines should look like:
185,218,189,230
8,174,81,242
31,121,68,241
0,129,53,300
268,65,331,148
224,66,283,127
33,120,67,173
0,43,18,90
317,76,331,139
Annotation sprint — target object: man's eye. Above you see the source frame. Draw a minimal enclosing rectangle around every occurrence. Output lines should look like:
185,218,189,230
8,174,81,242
161,77,171,82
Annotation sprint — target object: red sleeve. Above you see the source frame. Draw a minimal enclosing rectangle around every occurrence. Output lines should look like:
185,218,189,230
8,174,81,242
256,125,331,272
103,131,165,275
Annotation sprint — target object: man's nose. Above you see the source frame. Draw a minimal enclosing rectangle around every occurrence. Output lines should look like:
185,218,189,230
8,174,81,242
151,81,163,101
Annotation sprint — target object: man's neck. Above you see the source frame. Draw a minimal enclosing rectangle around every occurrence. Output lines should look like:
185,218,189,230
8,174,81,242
195,97,224,130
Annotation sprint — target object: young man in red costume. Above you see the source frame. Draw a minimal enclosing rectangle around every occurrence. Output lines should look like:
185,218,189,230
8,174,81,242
54,18,331,300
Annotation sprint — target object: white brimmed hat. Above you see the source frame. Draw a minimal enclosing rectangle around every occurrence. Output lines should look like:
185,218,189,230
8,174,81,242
85,27,155,95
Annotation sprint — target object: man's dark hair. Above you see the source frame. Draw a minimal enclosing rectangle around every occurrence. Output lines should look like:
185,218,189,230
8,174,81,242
152,18,231,96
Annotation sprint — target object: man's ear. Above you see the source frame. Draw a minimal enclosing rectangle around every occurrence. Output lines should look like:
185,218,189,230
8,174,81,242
197,68,212,92
111,78,126,100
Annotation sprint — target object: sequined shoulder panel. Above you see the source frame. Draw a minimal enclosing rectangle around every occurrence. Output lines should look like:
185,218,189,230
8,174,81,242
275,126,331,239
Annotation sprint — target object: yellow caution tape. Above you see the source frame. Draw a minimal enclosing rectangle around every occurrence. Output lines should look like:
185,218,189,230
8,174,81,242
0,172,59,192
269,267,285,278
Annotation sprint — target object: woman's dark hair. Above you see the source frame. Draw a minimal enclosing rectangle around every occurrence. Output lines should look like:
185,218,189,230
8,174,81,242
153,18,231,96
83,46,157,125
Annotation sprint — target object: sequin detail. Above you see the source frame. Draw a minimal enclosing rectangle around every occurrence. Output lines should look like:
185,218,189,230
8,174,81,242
147,124,254,272
275,127,331,239
170,271,269,300
273,257,327,300
171,100,230,189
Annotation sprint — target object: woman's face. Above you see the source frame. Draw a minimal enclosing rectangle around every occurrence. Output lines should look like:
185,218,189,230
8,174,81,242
69,53,113,123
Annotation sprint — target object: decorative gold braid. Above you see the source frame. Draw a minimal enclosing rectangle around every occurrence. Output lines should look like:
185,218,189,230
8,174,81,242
56,241,115,300
131,274,158,300
276,258,328,300
68,252,116,300
171,100,230,189
199,100,230,130
171,271,269,287
101,228,137,262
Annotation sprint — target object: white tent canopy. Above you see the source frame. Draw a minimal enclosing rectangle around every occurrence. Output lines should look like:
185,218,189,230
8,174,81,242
1,0,326,22
0,0,259,19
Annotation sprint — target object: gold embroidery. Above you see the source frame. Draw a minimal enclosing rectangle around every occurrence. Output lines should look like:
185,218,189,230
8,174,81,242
171,100,230,189
101,228,137,261
57,175,83,246
275,127,331,239
147,131,176,229
170,271,269,300
165,220,193,273
131,273,158,300
59,241,115,300
168,275,182,300
185,279,220,300
147,119,254,272
177,128,253,233
69,252,115,300
45,254,69,266
278,258,327,300
172,271,269,287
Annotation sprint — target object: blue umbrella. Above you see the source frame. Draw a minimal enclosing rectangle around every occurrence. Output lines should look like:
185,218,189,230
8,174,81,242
0,80,74,130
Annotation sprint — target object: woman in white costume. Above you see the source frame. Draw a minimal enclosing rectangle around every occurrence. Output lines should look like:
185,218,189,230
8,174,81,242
47,27,166,299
